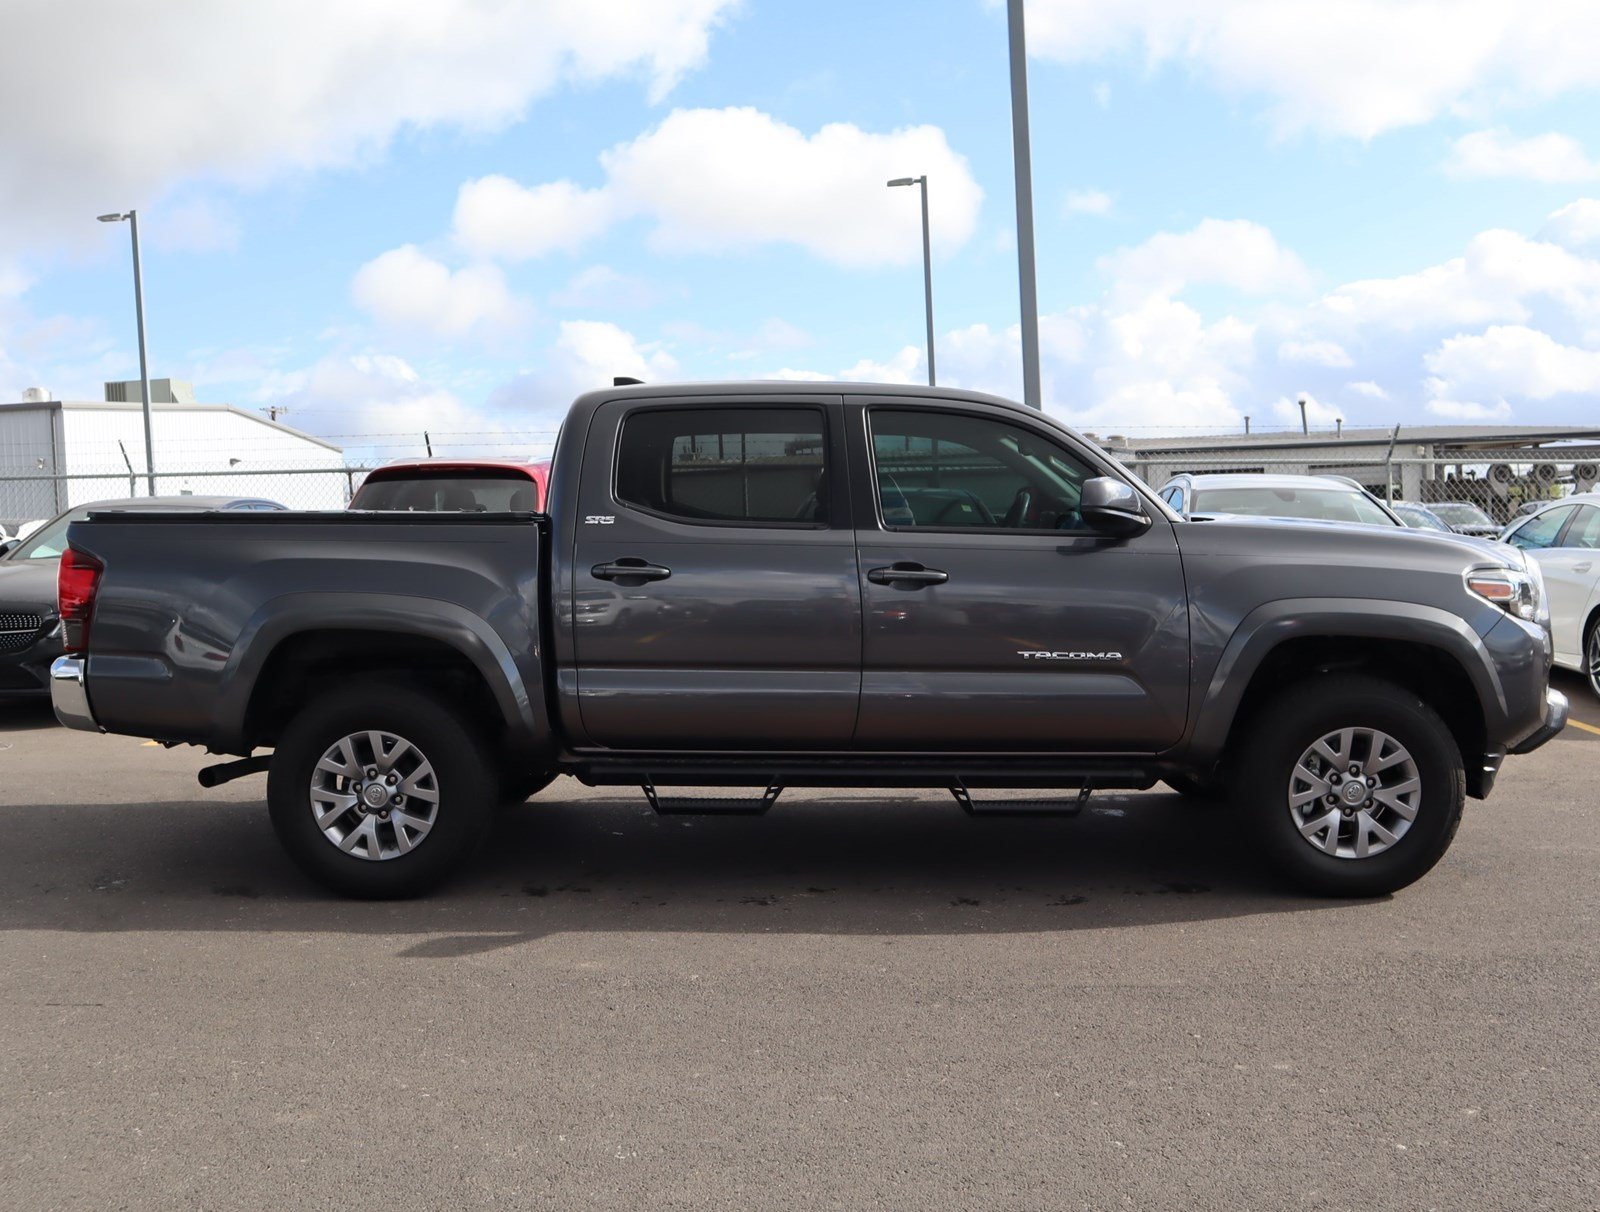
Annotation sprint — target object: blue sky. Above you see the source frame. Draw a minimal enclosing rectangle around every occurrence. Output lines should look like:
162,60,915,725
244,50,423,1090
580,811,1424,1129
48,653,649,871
4,0,1600,461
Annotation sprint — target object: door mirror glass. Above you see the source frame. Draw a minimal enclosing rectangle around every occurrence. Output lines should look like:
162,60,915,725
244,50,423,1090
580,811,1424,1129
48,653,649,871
1080,477,1151,537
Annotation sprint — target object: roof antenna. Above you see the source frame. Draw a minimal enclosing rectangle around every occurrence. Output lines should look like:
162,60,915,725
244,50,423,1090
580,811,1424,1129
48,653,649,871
614,376,644,387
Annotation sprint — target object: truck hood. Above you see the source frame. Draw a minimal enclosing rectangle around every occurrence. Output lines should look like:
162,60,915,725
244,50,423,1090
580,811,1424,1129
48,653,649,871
1185,513,1518,568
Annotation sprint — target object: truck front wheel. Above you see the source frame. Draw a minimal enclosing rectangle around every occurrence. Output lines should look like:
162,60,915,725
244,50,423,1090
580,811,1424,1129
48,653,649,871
1237,675,1466,897
267,683,495,898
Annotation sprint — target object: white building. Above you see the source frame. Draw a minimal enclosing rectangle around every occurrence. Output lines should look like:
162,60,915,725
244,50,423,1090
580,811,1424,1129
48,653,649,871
0,381,349,527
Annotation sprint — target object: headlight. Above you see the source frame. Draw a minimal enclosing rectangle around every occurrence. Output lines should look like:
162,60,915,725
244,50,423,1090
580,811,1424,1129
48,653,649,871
1465,563,1545,624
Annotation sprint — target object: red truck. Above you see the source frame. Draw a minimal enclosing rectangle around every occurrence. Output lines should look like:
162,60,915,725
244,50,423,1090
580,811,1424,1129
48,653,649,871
349,458,550,513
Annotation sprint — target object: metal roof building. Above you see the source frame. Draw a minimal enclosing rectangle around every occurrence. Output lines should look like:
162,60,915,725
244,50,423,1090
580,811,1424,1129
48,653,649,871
1101,423,1600,511
0,380,347,528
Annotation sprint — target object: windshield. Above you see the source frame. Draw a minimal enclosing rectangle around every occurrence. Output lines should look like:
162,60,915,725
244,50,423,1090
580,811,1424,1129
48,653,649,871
1192,485,1398,526
5,508,86,561
351,472,542,512
1429,502,1494,527
1394,504,1451,532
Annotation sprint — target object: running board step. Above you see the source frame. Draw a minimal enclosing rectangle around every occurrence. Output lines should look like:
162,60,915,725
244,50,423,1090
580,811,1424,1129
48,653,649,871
642,781,783,815
950,780,1090,817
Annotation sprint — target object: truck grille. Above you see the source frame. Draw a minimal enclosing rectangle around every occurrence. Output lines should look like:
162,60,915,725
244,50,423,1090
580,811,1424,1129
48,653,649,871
0,610,44,654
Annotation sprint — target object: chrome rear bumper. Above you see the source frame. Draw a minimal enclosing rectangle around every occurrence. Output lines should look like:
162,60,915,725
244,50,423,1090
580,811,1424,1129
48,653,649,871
50,656,100,732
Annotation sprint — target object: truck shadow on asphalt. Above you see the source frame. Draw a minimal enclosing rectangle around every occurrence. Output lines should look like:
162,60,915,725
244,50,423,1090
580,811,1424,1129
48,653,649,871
0,787,1360,953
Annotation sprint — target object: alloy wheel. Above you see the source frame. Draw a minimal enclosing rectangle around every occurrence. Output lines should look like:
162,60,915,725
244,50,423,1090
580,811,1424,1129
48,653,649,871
1287,726,1420,860
308,730,440,861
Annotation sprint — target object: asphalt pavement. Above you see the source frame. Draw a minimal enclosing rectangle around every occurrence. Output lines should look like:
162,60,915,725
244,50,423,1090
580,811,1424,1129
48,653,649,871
1,672,1596,1210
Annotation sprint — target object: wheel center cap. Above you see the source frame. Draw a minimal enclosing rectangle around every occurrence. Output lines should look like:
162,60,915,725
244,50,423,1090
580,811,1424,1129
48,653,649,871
1341,779,1368,805
362,783,390,808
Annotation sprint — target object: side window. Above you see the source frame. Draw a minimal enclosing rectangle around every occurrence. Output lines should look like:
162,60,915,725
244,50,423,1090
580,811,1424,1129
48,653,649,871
1505,505,1575,551
615,407,828,525
868,409,1095,532
1162,486,1184,511
1561,505,1600,550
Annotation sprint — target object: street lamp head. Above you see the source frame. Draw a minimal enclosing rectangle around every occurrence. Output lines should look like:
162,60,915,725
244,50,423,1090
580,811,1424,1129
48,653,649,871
97,212,127,223
886,177,916,188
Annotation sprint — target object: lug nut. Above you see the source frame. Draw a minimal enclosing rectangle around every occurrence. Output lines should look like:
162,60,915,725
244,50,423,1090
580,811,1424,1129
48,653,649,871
366,767,378,778
1349,764,1360,775
394,795,405,806
386,773,397,785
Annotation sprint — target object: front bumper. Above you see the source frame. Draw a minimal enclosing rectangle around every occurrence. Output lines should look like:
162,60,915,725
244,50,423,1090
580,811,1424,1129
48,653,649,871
50,656,100,732
1508,687,1569,756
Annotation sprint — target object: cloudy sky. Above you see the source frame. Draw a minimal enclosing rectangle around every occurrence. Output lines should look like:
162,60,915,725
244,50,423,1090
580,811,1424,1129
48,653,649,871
3,0,1600,459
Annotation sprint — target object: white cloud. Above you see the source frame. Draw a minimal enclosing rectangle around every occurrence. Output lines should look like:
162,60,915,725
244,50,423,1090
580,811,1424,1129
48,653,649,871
1065,189,1113,216
453,177,613,260
1542,198,1600,249
1099,219,1311,299
1447,129,1600,182
1425,324,1600,400
1425,397,1514,420
549,265,665,310
350,245,530,338
1021,1,1600,139
449,107,984,268
1279,338,1352,367
820,199,1600,431
0,0,737,267
489,320,679,419
1270,393,1342,427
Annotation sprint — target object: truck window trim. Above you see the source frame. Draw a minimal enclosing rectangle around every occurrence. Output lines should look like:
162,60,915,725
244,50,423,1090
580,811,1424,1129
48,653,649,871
608,401,838,532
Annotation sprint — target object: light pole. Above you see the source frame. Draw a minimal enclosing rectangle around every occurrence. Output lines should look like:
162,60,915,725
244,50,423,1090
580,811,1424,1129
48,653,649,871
96,210,155,494
1006,0,1042,409
887,176,936,386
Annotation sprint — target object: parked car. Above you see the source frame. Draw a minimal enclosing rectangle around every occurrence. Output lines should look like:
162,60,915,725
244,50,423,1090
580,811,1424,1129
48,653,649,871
349,459,549,513
1500,493,1600,699
1391,501,1454,533
51,383,1564,899
1426,501,1502,538
1159,473,1405,528
0,496,284,698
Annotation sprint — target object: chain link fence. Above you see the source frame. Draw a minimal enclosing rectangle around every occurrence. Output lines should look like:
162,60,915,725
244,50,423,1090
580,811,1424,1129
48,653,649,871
0,465,380,533
1128,449,1600,530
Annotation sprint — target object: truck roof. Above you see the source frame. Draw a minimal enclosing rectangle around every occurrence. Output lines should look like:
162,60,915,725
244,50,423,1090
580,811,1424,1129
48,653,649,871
568,380,1038,421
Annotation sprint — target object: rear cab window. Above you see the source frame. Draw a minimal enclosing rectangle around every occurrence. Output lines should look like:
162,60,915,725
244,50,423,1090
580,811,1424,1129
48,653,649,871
614,407,829,526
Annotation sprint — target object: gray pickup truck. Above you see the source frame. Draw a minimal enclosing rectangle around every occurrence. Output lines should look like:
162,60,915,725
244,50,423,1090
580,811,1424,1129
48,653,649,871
51,382,1567,898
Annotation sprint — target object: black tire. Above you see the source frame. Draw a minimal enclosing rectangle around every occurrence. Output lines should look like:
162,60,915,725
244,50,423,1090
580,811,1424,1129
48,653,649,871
268,683,495,898
1236,674,1465,898
1584,613,1600,701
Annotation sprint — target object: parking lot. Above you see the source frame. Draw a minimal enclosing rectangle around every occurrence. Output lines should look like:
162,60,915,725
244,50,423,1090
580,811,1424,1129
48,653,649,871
0,675,1595,1210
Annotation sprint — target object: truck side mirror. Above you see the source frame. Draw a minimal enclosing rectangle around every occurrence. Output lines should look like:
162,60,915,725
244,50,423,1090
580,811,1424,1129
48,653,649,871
0,539,17,557
1080,477,1151,538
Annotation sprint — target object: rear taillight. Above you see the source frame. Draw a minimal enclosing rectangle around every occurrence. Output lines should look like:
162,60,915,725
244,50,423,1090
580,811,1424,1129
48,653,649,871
58,545,104,654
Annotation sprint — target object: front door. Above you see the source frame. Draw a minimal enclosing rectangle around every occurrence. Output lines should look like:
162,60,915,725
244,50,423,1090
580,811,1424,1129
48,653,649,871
851,401,1189,752
571,396,860,750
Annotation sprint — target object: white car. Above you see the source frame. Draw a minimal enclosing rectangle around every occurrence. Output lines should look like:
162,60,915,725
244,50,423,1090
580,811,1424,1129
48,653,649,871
1500,492,1600,698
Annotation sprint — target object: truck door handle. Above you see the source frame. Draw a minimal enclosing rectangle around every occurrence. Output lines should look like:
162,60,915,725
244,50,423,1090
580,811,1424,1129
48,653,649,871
592,558,672,582
867,562,949,587
1574,562,1592,574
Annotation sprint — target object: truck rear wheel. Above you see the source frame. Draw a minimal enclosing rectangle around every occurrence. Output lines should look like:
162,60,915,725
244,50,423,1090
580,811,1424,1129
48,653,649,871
267,683,495,898
1237,675,1465,897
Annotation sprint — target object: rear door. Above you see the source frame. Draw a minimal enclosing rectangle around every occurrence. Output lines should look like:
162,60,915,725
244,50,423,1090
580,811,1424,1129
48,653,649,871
849,400,1189,752
1540,504,1600,664
570,396,860,749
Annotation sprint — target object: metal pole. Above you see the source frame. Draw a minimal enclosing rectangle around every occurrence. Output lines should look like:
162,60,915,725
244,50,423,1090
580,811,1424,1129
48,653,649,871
1007,0,1042,409
917,176,936,385
127,210,155,494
